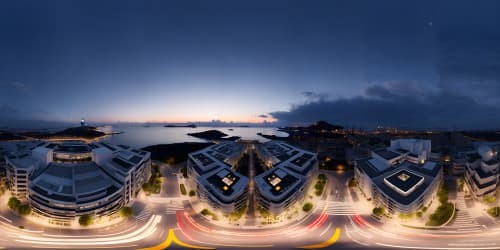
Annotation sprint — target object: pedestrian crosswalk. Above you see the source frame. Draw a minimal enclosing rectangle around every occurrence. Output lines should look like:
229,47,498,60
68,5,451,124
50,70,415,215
318,200,359,216
135,206,153,221
445,192,483,231
162,203,185,215
134,202,186,220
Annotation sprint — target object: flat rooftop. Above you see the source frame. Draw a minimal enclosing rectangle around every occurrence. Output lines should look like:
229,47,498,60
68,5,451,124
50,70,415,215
291,153,314,167
54,144,91,153
6,152,37,169
384,169,424,193
262,141,300,163
192,153,214,166
30,162,121,202
188,142,242,175
256,166,304,201
205,168,241,196
198,166,249,202
373,149,401,160
368,160,441,205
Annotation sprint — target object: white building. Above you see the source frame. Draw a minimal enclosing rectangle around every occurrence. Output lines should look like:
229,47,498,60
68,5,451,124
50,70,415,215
187,142,247,213
4,141,151,223
464,144,500,199
197,166,249,213
354,139,442,214
189,141,318,215
254,141,318,215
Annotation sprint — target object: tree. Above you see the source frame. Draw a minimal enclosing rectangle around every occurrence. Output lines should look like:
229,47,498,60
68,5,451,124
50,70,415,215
189,190,196,197
18,204,31,216
373,207,385,216
79,214,93,226
180,184,187,195
180,167,188,178
166,157,176,165
484,195,497,204
142,182,152,193
348,178,358,188
120,207,133,218
303,203,313,212
7,197,21,211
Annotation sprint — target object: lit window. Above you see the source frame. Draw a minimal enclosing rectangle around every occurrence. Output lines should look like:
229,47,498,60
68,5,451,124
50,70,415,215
398,173,410,181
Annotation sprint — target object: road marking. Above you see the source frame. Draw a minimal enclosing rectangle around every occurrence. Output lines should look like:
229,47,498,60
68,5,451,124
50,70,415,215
296,227,341,249
215,244,275,248
320,222,332,237
0,215,12,223
139,228,213,250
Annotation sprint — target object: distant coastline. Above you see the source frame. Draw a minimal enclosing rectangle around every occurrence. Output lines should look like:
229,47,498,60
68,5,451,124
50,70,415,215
0,126,107,141
164,124,197,128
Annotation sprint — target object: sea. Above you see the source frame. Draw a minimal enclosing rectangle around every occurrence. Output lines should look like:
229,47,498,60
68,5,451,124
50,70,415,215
99,125,288,148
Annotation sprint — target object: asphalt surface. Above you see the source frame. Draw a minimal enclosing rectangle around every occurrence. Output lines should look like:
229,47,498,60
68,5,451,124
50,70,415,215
1,163,499,249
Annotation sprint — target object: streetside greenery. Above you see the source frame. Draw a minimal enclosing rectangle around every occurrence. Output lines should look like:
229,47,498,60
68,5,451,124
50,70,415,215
7,197,31,216
314,174,327,196
426,185,454,226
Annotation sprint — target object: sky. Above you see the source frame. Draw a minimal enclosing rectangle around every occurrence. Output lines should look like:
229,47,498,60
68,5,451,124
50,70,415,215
0,0,499,129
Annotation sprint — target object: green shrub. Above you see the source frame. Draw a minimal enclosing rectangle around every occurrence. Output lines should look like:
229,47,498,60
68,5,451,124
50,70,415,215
120,206,133,218
484,195,497,204
201,209,210,216
200,209,218,220
348,178,358,188
426,202,454,226
79,214,93,226
181,167,188,178
180,184,187,195
303,203,313,212
142,182,152,192
488,207,500,217
17,204,31,216
399,212,415,220
416,211,423,218
372,207,385,216
437,185,449,204
7,197,21,211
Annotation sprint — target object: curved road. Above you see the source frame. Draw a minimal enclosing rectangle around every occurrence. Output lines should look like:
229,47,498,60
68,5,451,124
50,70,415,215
0,169,499,249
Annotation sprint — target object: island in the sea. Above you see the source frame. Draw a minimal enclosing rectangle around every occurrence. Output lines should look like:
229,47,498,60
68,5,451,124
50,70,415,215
164,124,197,128
187,130,240,141
257,132,289,140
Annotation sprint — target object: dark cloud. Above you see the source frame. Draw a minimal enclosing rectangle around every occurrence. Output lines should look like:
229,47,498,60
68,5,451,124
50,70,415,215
302,91,328,103
437,29,500,105
270,83,500,130
258,114,268,118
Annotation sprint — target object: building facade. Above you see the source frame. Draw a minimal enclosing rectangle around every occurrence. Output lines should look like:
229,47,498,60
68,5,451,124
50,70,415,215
188,140,318,215
464,144,500,200
187,142,248,213
354,139,442,214
4,141,151,223
254,141,318,215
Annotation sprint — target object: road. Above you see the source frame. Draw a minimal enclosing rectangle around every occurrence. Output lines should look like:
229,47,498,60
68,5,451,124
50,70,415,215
1,166,500,249
244,147,256,226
